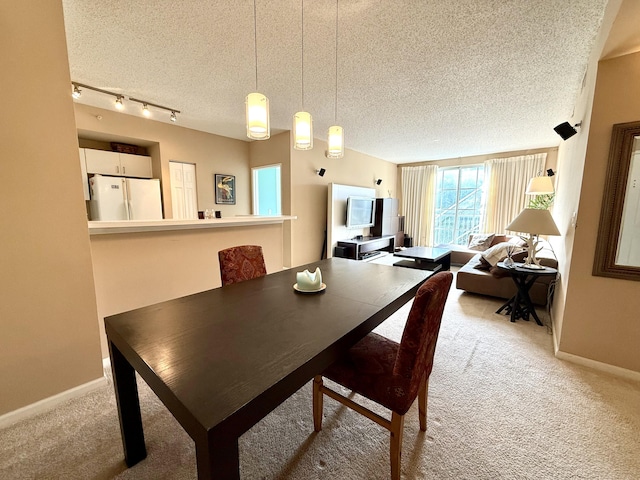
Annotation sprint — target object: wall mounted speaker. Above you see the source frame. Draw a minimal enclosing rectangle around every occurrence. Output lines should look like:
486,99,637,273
317,168,326,177
554,122,578,140
375,178,382,185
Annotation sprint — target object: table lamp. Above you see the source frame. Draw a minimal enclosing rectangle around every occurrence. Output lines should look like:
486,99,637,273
506,208,560,269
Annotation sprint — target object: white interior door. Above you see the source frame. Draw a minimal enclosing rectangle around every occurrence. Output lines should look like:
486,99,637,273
170,161,198,219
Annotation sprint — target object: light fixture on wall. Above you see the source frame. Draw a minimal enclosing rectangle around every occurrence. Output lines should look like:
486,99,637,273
293,0,313,150
554,121,582,140
71,81,180,123
326,0,344,159
246,0,270,140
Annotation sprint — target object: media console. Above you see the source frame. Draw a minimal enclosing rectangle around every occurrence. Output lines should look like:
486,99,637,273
335,235,395,260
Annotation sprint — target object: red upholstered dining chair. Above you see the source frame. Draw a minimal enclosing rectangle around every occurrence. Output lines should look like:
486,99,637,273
218,245,267,286
312,271,453,480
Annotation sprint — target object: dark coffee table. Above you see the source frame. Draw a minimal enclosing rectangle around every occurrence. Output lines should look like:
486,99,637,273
393,246,452,271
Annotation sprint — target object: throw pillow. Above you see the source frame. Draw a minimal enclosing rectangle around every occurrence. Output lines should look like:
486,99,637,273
468,233,495,251
481,241,514,267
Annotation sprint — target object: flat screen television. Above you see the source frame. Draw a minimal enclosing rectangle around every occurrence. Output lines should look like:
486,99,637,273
346,196,376,229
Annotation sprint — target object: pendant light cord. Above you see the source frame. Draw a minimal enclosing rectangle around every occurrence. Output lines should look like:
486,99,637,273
301,0,305,110
334,0,339,123
253,0,258,90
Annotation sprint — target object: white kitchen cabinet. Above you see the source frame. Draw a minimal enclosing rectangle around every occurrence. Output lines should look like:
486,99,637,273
169,161,198,219
79,148,90,200
120,152,153,178
84,148,152,178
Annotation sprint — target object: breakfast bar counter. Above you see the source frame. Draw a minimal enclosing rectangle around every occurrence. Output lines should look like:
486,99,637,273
88,216,295,359
88,215,296,235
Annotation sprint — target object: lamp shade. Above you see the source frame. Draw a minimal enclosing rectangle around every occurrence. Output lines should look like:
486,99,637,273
293,111,313,150
246,92,270,140
326,125,344,158
506,208,560,236
526,176,554,194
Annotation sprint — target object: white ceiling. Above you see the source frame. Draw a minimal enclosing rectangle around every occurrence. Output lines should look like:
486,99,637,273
62,0,608,163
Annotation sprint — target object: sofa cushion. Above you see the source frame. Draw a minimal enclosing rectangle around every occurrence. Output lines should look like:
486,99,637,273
481,242,513,266
468,233,495,251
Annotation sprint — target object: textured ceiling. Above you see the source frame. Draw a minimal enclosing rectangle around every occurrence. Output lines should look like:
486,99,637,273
62,0,608,163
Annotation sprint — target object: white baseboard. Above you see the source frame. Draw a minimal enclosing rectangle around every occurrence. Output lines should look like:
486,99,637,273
555,349,640,382
551,321,640,382
0,374,108,429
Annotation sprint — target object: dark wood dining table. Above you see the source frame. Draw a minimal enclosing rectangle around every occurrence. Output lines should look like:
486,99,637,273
105,257,431,479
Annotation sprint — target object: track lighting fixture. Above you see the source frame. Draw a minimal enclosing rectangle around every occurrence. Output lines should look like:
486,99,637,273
70,83,181,123
129,97,180,122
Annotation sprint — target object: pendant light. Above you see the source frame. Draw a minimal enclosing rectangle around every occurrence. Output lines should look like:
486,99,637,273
246,0,270,140
293,0,313,150
326,0,344,158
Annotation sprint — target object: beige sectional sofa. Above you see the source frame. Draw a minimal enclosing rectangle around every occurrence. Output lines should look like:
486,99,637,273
442,234,558,306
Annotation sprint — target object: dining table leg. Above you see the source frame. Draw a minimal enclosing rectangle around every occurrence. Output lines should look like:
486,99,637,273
109,340,147,467
196,432,240,480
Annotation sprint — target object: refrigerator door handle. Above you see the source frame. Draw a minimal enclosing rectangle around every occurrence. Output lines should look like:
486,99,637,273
123,178,131,220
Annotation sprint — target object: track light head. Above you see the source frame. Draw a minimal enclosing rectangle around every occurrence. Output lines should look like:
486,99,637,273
115,95,124,110
170,111,177,123
142,104,151,117
72,84,82,99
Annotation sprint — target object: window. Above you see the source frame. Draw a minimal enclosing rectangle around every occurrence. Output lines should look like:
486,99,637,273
252,164,281,215
434,165,484,246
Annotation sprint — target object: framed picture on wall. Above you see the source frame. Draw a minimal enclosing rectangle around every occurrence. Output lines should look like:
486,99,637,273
215,174,236,205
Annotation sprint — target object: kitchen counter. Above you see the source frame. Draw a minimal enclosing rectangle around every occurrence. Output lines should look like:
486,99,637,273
88,215,296,235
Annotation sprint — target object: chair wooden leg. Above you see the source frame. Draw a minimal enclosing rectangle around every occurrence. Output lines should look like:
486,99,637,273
418,375,428,431
313,375,324,432
390,412,404,480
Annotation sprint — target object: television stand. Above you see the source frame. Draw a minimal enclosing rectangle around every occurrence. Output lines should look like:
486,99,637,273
335,235,395,260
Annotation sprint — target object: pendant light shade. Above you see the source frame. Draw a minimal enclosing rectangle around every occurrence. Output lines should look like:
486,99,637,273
326,125,344,158
293,111,313,150
246,92,270,140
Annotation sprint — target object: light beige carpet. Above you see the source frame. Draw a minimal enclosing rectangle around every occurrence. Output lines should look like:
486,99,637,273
2,286,639,479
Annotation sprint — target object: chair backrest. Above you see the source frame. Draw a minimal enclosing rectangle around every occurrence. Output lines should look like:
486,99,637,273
218,245,267,286
393,271,453,400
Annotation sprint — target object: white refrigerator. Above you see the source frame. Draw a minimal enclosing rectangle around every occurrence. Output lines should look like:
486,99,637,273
89,174,163,221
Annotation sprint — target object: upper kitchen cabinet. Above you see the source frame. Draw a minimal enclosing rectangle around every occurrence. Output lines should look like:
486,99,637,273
84,148,152,178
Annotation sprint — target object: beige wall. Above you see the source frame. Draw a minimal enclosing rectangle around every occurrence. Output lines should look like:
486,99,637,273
290,137,398,267
74,104,250,218
90,224,285,357
556,50,640,372
0,1,102,415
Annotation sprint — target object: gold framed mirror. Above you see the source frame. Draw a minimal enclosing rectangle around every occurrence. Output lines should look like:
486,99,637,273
593,121,640,281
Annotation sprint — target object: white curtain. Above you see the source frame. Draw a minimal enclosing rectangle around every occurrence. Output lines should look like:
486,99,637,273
482,153,546,233
400,165,438,246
